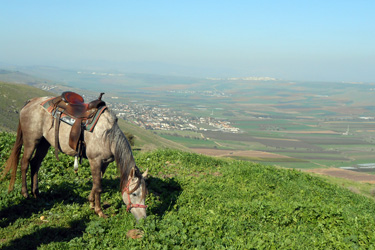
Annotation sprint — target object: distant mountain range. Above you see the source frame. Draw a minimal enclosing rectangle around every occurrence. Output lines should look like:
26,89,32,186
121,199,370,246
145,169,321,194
0,69,49,85
0,65,281,93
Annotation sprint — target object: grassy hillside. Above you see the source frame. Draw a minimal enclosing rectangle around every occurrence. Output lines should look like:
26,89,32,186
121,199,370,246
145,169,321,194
0,82,53,131
1,132,375,249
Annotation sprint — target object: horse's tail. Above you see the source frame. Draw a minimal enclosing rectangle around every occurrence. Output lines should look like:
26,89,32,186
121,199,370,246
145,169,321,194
0,121,24,192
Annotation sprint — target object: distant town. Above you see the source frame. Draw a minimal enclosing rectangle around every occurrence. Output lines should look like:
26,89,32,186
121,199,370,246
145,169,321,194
40,85,240,133
168,90,231,98
109,100,240,133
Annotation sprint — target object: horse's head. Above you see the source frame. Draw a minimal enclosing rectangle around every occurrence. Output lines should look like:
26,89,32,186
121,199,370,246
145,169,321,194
122,168,148,222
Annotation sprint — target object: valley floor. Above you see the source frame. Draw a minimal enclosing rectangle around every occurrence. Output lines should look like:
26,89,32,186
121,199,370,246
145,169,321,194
305,167,375,183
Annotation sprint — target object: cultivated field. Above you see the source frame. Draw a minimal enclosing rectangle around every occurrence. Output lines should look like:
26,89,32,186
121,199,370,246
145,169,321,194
148,80,375,174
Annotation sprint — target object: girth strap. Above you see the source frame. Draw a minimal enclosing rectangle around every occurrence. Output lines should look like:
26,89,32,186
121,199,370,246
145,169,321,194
69,118,83,151
54,110,62,161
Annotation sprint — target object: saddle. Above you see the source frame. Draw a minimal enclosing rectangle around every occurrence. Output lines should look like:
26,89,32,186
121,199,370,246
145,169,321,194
50,91,106,161
59,92,105,118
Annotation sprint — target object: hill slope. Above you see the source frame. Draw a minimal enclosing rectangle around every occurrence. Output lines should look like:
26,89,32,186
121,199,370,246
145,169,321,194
0,69,49,85
0,82,53,131
0,132,374,249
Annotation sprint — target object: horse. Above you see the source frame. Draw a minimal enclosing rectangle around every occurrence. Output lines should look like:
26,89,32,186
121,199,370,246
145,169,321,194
0,96,148,221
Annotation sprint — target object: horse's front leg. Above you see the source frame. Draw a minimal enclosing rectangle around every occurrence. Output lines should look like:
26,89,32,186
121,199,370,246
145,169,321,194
88,158,107,218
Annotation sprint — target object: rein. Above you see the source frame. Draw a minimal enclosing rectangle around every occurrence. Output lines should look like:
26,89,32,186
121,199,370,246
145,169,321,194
122,179,147,212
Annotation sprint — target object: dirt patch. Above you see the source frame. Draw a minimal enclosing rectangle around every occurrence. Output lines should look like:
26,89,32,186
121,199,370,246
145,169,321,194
305,168,375,184
191,148,291,159
253,137,299,141
277,130,340,134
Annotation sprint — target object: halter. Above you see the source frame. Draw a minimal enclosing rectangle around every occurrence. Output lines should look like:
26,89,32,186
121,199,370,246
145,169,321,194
122,179,147,212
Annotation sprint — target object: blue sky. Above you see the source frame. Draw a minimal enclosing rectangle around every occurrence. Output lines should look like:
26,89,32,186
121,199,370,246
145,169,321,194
1,1,374,81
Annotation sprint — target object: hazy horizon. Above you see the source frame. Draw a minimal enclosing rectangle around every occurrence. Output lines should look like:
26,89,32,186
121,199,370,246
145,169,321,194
1,1,375,82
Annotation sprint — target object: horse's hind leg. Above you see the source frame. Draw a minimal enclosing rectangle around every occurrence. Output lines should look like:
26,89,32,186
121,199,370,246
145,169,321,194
20,141,37,198
30,138,50,198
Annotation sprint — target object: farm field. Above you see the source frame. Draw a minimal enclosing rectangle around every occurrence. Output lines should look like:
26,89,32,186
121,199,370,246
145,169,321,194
157,119,375,172
119,78,374,174
2,132,375,248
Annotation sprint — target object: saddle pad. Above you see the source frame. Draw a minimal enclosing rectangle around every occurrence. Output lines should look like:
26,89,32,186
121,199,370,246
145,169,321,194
41,97,107,132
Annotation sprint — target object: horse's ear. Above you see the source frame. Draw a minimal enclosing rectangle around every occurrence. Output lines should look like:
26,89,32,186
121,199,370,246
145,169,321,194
129,168,135,180
142,168,149,179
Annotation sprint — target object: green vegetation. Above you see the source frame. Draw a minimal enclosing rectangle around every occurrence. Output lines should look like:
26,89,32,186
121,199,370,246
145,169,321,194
309,172,375,200
1,132,375,249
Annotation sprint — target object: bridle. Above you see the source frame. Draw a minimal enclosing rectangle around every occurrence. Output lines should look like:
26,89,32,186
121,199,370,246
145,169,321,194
122,178,147,212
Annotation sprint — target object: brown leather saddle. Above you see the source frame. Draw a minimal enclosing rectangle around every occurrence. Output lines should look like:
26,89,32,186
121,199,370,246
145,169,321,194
50,91,105,160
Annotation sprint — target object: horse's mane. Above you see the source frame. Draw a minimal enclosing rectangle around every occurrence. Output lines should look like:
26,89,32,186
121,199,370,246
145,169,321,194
104,111,146,197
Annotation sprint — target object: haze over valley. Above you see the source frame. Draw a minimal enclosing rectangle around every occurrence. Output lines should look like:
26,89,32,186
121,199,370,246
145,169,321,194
1,65,375,174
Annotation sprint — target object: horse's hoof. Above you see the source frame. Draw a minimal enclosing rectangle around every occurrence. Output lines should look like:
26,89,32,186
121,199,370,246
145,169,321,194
95,210,108,219
33,190,39,198
98,211,108,218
